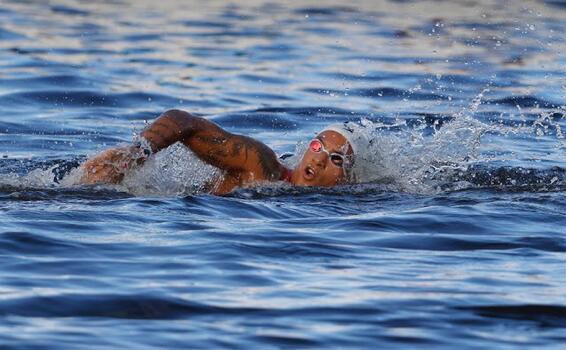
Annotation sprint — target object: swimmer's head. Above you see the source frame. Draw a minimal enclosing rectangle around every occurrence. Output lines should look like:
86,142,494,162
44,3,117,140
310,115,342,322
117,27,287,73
291,121,370,187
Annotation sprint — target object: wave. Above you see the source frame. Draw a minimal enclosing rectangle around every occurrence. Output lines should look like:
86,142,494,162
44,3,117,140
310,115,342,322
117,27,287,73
0,293,237,319
458,304,566,328
0,74,95,90
488,95,561,109
0,90,182,109
304,87,449,101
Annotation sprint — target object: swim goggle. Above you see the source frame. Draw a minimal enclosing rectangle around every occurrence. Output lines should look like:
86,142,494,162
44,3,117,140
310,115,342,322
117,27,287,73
309,139,349,169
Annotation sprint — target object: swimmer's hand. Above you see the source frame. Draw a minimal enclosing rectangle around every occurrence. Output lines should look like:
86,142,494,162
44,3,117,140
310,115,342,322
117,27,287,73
79,146,146,184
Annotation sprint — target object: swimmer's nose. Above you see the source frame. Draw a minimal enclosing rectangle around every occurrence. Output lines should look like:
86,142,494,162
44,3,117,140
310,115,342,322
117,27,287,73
312,151,328,168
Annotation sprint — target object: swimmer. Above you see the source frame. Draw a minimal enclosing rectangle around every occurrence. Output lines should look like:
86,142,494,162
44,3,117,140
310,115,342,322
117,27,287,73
79,109,369,195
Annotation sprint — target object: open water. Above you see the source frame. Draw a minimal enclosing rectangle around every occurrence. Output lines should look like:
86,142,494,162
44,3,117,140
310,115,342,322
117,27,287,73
0,0,565,348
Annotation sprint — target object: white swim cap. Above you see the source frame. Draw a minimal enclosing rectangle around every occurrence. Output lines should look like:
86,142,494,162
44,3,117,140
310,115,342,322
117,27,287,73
320,121,374,182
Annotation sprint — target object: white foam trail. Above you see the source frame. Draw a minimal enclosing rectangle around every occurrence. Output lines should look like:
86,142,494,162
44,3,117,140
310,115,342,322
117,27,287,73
0,167,58,188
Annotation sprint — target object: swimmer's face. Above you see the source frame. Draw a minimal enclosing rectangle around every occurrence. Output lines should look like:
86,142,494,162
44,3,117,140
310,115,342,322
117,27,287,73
291,130,353,187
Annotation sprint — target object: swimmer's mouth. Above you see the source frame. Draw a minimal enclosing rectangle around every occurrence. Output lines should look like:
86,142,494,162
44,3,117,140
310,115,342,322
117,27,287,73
304,165,316,180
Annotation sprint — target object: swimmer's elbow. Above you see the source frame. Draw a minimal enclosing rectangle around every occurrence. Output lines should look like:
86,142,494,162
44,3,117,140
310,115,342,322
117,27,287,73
141,109,208,152
163,109,225,139
162,109,204,129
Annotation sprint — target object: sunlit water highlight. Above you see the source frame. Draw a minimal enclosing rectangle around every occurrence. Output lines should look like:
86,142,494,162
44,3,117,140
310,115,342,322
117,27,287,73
0,0,565,348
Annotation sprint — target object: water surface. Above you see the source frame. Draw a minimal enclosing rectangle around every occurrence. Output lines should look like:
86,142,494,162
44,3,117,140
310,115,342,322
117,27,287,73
0,0,565,348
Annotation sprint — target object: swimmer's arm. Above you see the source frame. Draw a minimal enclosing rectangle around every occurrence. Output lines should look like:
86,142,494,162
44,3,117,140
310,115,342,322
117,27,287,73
79,145,146,184
141,109,283,179
80,109,283,185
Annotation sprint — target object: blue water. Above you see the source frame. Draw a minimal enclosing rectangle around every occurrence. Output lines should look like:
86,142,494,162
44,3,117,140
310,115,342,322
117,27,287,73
1,0,565,348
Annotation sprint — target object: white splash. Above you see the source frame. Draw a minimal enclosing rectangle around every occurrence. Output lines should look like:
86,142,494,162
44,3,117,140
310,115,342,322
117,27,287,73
0,167,58,188
1,90,563,196
120,142,222,196
284,89,564,194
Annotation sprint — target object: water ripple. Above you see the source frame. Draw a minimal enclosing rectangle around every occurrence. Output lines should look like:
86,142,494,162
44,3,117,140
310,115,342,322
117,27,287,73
0,0,564,348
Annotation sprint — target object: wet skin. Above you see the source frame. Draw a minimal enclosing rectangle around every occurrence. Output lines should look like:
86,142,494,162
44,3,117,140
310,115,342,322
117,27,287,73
80,109,352,195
